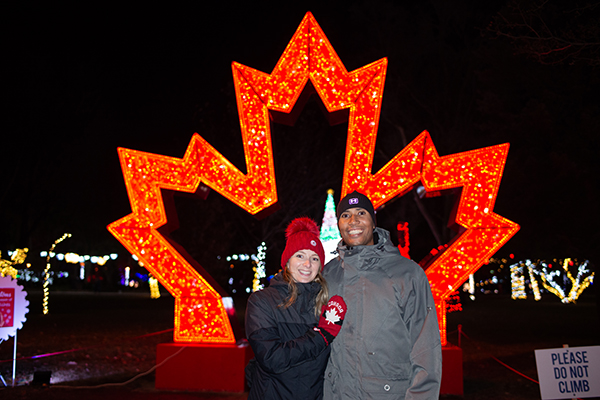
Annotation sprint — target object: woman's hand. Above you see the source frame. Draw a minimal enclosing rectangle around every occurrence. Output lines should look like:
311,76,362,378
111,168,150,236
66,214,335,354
314,295,347,345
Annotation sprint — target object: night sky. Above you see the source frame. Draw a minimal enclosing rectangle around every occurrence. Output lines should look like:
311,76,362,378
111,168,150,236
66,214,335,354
3,1,599,277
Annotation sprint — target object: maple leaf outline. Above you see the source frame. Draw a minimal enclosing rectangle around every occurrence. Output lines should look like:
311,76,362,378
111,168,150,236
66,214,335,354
107,12,519,346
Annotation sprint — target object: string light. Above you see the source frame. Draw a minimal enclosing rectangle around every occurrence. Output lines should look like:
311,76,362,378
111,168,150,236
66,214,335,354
253,242,267,292
224,246,264,293
40,251,117,264
396,222,410,259
0,248,29,279
510,263,527,300
107,12,519,345
445,291,462,313
320,189,341,264
533,258,593,303
509,258,593,303
470,258,515,298
64,253,80,263
43,233,71,315
461,273,476,301
526,260,542,301
149,274,161,299
124,266,130,286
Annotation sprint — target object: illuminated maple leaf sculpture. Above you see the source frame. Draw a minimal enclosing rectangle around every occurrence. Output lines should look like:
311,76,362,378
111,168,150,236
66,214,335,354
108,12,519,345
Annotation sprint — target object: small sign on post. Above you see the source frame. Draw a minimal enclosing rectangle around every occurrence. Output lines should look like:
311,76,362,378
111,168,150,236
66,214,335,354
0,276,29,387
535,345,600,399
0,276,28,340
0,288,15,327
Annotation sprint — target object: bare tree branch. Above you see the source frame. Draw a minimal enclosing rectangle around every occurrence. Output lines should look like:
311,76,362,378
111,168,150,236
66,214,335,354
486,0,600,66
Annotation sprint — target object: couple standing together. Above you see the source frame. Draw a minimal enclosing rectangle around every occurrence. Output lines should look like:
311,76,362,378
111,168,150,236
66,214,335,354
245,191,442,400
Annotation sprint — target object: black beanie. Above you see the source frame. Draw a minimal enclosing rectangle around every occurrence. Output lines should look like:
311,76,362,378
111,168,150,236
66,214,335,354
336,190,376,226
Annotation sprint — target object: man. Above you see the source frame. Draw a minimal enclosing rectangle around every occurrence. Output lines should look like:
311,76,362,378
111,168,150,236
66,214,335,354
323,190,442,400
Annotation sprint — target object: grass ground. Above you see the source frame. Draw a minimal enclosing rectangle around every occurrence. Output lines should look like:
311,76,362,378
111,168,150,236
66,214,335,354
0,287,598,399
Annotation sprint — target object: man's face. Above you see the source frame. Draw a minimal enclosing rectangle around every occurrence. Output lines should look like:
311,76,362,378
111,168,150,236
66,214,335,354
338,207,375,246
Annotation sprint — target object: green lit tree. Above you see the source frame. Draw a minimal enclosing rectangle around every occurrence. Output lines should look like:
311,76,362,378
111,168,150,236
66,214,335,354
320,189,342,264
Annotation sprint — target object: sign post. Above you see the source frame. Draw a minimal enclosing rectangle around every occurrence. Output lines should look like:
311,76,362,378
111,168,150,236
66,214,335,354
535,345,600,399
0,276,29,387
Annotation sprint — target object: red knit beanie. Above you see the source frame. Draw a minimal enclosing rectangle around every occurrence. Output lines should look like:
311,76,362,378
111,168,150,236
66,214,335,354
280,217,326,270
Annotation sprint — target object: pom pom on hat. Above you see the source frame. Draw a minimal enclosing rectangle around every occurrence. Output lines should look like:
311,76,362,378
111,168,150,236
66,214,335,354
285,216,320,238
281,217,326,270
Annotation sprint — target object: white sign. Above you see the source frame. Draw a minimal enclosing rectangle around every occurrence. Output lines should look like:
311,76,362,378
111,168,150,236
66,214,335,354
535,346,600,399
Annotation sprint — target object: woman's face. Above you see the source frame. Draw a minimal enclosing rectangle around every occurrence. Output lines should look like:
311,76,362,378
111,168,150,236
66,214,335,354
286,249,321,283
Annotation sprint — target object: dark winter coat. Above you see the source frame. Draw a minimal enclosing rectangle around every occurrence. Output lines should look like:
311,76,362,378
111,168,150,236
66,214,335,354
323,228,442,400
245,273,330,400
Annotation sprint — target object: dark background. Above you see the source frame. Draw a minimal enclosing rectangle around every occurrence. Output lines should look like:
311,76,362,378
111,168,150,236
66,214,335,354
3,1,598,286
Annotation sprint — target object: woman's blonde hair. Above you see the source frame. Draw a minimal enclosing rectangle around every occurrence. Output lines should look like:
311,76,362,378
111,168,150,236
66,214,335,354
279,268,329,318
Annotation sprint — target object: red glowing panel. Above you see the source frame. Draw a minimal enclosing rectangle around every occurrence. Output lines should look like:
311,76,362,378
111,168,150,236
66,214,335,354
108,12,519,346
343,132,520,345
397,222,410,259
108,134,277,343
108,13,390,343
106,137,268,343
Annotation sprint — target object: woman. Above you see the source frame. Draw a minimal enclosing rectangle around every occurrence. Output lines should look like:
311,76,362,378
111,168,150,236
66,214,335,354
245,217,346,400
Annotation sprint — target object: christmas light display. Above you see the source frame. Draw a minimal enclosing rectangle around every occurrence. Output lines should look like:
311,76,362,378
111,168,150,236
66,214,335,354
124,266,130,286
468,274,475,300
531,258,593,303
40,251,118,264
108,12,518,345
253,242,267,292
224,248,263,293
396,222,410,259
509,258,593,302
461,274,477,300
467,257,512,298
526,260,542,301
445,291,462,313
0,249,28,279
510,262,527,299
64,253,80,264
149,274,161,299
43,233,71,315
0,265,18,280
320,189,341,264
0,276,29,341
